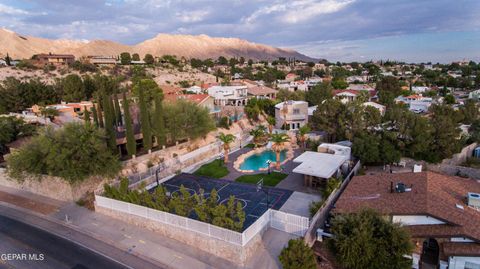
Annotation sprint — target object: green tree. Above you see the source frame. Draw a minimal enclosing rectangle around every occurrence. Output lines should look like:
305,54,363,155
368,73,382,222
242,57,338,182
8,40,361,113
138,87,152,150
377,76,402,106
444,94,456,104
143,54,155,64
271,132,289,170
310,99,346,142
218,133,235,163
96,102,104,128
330,209,413,269
7,123,121,183
132,53,140,61
297,125,311,151
153,93,166,147
62,74,85,102
122,92,136,156
267,116,276,134
39,106,59,125
113,94,122,126
102,94,117,152
5,53,11,66
133,79,162,105
83,108,90,125
429,104,461,162
462,99,479,124
305,82,333,106
331,77,348,89
91,104,99,127
352,132,381,163
120,52,132,65
0,117,36,154
279,238,316,269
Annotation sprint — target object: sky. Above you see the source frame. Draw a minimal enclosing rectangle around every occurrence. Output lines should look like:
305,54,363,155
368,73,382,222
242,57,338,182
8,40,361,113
0,0,479,63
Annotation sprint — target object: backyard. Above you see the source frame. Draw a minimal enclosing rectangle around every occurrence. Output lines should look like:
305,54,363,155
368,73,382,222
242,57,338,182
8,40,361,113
235,172,288,187
193,159,229,178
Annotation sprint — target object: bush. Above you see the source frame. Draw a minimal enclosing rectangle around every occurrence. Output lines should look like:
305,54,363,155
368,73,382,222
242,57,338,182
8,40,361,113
7,123,121,183
104,178,246,231
217,116,231,129
279,238,316,269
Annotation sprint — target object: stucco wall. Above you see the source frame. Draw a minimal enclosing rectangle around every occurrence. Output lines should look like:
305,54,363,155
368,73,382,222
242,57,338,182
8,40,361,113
0,168,106,201
96,206,264,266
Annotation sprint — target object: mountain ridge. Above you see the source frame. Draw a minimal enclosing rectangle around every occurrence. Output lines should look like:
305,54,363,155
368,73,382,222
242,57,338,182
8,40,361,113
0,28,315,61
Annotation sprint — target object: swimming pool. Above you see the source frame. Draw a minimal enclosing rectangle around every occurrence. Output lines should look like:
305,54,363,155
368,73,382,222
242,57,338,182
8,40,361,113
239,149,287,171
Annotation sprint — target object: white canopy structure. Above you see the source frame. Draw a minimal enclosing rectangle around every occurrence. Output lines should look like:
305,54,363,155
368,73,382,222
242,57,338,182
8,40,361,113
293,151,348,179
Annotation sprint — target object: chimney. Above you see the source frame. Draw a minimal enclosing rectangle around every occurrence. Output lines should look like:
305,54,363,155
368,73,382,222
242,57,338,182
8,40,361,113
390,181,394,193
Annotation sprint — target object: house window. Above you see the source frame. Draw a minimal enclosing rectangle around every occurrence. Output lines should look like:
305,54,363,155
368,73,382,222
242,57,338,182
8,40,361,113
465,262,480,269
293,108,300,114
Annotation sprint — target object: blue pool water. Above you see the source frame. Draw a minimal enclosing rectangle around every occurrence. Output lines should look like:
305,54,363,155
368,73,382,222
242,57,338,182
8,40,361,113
239,150,287,171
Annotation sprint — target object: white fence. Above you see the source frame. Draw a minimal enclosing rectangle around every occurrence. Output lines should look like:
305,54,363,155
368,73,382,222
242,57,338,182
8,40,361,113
96,195,309,247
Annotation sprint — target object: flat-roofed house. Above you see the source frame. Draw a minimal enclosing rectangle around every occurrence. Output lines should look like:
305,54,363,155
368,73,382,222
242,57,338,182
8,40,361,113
334,171,480,269
33,53,75,67
274,100,308,130
87,55,118,66
207,85,248,106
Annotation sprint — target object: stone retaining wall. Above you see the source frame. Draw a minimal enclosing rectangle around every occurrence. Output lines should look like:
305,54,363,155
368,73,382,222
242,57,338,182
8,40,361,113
0,168,106,201
95,206,264,266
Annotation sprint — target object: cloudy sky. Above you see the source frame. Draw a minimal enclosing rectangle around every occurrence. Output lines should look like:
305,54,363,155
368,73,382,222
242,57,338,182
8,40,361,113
1,0,479,63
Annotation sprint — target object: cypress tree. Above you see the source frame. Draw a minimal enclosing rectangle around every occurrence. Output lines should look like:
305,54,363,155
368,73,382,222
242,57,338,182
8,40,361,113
153,93,166,147
84,108,90,125
138,87,152,150
92,104,99,127
113,94,122,126
96,102,104,128
122,92,136,156
103,94,117,152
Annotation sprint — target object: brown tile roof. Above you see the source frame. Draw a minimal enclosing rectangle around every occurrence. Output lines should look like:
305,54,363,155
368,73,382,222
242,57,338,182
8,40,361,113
159,85,182,95
335,171,480,241
247,86,277,96
163,94,210,105
443,242,480,256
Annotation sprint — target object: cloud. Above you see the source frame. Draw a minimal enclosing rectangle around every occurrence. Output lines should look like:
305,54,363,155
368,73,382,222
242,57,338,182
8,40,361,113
0,3,29,15
1,0,479,61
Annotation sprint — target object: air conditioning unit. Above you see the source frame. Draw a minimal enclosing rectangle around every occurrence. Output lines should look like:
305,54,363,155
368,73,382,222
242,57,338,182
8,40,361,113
468,193,480,208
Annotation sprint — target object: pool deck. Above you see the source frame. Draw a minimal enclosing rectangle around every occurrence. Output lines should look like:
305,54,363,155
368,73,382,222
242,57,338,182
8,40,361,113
222,147,321,195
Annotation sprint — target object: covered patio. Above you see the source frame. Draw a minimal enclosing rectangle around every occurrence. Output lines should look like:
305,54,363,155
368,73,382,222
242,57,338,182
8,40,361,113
292,151,349,188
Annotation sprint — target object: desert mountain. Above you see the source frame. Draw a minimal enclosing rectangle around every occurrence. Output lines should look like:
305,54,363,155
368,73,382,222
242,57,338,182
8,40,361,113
0,28,314,61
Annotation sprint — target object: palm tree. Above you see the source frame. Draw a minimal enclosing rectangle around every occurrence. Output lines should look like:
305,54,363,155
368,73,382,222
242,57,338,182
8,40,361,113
250,125,266,147
282,101,289,130
298,125,311,151
270,132,290,170
39,106,59,126
218,132,236,163
267,116,276,134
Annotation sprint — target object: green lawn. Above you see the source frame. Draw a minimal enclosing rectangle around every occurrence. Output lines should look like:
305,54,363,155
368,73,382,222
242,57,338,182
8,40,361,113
194,159,230,178
235,172,288,187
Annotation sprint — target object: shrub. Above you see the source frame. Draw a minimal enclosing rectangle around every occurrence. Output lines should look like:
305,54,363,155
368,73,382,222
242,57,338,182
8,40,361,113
279,238,316,269
7,123,121,183
104,178,246,231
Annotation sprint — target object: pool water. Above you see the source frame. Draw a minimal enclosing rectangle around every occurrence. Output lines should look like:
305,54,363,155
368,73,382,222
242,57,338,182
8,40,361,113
239,150,287,171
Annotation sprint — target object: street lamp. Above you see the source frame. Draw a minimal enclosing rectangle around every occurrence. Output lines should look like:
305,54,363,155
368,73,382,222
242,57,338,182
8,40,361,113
266,160,272,175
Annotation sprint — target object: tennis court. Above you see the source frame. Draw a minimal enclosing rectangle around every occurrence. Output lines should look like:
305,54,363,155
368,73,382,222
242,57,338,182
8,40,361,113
153,173,293,230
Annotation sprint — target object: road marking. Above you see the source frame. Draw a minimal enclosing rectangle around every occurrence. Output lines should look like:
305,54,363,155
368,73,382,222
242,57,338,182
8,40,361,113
139,239,146,244
91,222,99,226
174,254,183,259
123,234,132,239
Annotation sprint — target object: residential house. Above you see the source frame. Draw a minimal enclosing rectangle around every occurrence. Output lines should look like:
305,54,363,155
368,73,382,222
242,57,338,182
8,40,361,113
207,85,248,106
31,101,94,125
346,75,368,83
469,90,480,100
32,53,75,67
363,102,386,115
185,85,203,94
277,80,308,92
87,55,118,66
334,171,480,269
395,94,433,113
411,86,431,94
285,73,298,82
247,85,277,100
274,100,308,130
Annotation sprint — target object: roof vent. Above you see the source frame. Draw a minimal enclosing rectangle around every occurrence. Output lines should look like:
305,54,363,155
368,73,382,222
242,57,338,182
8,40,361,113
468,192,480,208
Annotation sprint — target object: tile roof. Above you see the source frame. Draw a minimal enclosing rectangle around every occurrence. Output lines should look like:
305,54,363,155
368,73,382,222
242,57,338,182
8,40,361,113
247,86,277,96
443,242,480,256
335,171,480,241
163,94,210,105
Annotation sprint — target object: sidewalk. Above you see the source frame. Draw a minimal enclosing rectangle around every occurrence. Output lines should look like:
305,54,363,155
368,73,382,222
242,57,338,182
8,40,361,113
0,185,291,269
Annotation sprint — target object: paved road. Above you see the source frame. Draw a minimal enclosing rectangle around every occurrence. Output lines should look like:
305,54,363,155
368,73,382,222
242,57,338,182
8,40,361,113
0,204,165,269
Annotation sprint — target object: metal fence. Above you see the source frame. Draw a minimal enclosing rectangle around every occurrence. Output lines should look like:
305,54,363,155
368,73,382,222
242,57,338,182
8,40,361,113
95,195,309,247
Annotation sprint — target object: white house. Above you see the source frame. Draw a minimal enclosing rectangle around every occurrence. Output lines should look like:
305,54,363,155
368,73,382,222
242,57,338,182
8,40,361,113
362,102,386,115
274,100,308,130
207,85,248,106
186,85,202,94
395,94,433,113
